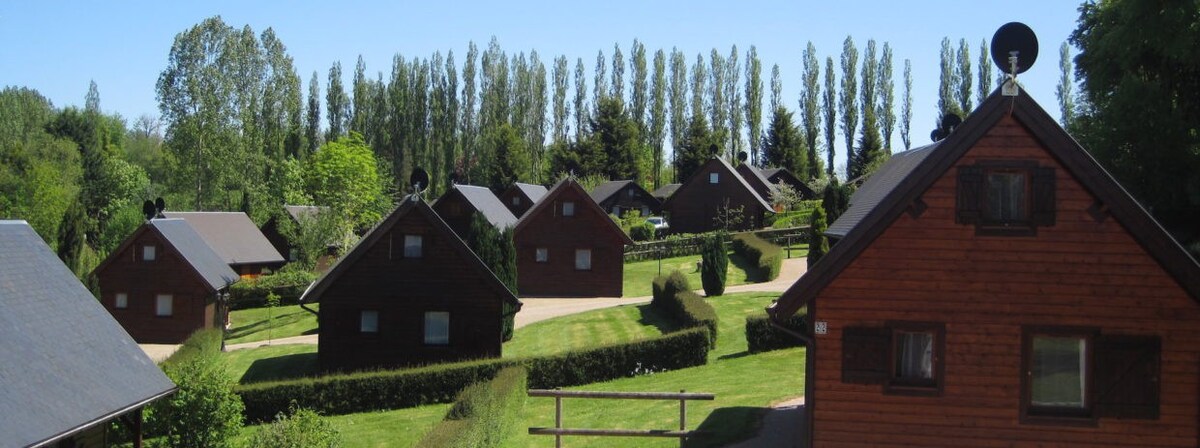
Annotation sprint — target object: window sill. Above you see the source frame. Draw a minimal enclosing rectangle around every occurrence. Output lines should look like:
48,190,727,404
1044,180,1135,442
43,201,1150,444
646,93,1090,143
975,224,1037,237
884,383,941,397
1020,412,1097,427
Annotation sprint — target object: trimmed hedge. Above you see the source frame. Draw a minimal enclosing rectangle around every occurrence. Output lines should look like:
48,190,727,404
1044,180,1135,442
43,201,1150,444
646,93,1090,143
416,367,527,448
731,232,783,282
235,328,710,422
227,269,317,310
746,313,807,353
161,328,224,367
651,271,719,346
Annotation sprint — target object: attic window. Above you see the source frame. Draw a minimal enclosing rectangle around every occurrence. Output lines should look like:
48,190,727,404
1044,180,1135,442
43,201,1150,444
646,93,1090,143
360,310,379,333
155,294,173,317
574,249,592,270
536,247,549,263
957,162,1055,235
628,189,636,197
404,235,423,258
709,173,719,184
425,311,450,345
512,196,521,206
563,201,576,216
115,293,128,309
143,245,156,261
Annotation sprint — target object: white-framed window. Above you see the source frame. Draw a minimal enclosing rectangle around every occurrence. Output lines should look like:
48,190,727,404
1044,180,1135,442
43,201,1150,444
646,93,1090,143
575,249,592,270
536,247,549,263
115,293,128,309
563,201,575,216
424,311,450,345
512,196,521,206
155,294,173,317
404,234,423,258
612,206,621,214
143,245,156,261
709,172,719,184
360,310,379,333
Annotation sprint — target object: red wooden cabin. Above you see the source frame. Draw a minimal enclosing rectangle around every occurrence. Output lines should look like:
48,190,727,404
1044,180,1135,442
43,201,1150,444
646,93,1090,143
432,184,519,240
660,157,774,234
161,211,285,278
589,180,661,218
769,90,1200,447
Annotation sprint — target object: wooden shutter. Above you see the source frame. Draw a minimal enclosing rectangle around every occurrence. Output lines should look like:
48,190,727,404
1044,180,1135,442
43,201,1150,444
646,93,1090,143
842,326,890,384
1095,334,1160,419
1031,167,1057,226
955,166,983,224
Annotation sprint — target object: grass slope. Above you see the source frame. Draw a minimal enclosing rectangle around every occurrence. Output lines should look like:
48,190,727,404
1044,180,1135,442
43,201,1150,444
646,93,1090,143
622,253,753,298
504,303,682,359
223,344,317,384
237,403,452,448
225,304,319,345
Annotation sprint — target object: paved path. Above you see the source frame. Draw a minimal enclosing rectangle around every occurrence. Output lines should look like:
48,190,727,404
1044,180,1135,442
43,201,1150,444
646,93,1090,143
722,397,806,448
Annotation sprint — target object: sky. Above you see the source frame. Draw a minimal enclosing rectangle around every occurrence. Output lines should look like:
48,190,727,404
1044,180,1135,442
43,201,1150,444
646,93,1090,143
0,0,1083,173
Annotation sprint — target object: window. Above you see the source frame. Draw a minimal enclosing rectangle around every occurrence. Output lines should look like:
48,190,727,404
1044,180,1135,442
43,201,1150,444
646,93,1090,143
956,162,1056,234
424,311,450,345
628,189,636,197
535,247,548,263
143,245,156,261
575,249,592,270
155,294,172,317
404,235,423,258
360,310,379,333
288,248,298,262
512,196,521,206
986,170,1028,223
562,201,575,216
115,293,128,309
709,172,719,184
1022,327,1094,421
841,322,944,395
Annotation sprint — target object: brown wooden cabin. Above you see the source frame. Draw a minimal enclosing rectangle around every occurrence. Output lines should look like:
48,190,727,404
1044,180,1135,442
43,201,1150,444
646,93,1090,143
761,167,816,199
660,157,774,234
2,220,176,448
300,196,522,372
768,90,1200,447
432,184,519,240
94,219,240,344
499,182,548,218
515,178,634,297
651,183,681,203
590,180,662,218
161,211,285,278
736,162,780,211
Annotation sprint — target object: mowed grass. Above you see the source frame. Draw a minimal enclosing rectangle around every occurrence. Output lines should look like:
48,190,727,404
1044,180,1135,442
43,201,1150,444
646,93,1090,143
222,343,317,384
225,304,319,345
236,403,452,448
622,253,753,298
504,303,682,359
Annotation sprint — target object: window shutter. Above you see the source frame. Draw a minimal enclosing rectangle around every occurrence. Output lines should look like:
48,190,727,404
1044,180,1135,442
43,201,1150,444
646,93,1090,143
1031,167,1057,226
1095,334,1160,419
842,326,890,384
955,166,983,224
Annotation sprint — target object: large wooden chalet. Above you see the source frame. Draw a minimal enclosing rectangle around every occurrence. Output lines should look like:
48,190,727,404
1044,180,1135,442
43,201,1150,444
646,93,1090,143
515,178,633,297
300,196,522,372
95,219,240,343
589,180,661,218
768,90,1200,447
2,221,176,447
499,182,548,218
161,211,285,277
432,184,519,239
661,157,774,233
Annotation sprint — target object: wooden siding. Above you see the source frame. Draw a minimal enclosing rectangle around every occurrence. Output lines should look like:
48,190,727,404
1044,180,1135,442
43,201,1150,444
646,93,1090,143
663,163,766,234
96,229,217,344
431,191,476,239
516,186,626,297
809,116,1200,447
500,188,534,218
317,209,505,372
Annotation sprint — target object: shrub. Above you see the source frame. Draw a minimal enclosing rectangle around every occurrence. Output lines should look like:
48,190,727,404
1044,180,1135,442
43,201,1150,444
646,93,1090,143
650,272,719,347
248,406,342,447
236,329,709,421
731,233,783,281
416,367,527,448
630,221,654,241
808,207,830,267
746,313,807,353
228,268,318,310
700,232,728,296
150,330,244,447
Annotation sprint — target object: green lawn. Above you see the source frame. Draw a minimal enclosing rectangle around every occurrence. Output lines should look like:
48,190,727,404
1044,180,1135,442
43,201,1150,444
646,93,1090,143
237,403,452,448
223,343,317,384
225,304,319,345
504,303,681,359
622,253,753,298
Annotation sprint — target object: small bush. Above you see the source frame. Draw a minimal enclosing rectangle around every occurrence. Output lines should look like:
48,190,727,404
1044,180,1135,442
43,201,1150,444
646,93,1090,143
731,233,783,281
150,330,244,447
228,268,318,310
808,207,830,267
650,272,719,347
417,367,527,448
630,222,655,241
746,313,807,353
248,406,342,447
700,232,728,296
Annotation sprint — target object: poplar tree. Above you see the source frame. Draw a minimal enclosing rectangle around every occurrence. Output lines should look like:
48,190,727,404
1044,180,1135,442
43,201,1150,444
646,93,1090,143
822,57,837,178
978,39,992,104
878,42,896,154
708,49,728,158
630,39,648,136
306,71,321,155
326,61,350,141
351,55,370,134
800,42,822,179
594,50,607,108
611,43,625,101
839,37,859,179
769,64,782,113
725,45,742,161
938,37,960,119
690,53,706,124
461,42,479,181
744,46,764,167
574,58,588,141
552,56,570,143
1056,42,1075,127
668,49,688,164
649,49,667,188
852,39,882,180
956,38,973,113
901,59,913,150
529,51,548,181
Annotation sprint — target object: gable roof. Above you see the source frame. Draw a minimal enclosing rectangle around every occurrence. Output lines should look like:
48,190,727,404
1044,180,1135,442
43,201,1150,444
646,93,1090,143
589,180,658,206
661,157,774,212
736,163,778,203
516,178,635,245
438,185,519,230
512,182,548,204
300,196,521,308
284,205,327,222
826,144,940,238
161,212,284,266
761,167,816,197
0,221,176,447
769,90,1200,319
651,183,681,200
93,219,239,291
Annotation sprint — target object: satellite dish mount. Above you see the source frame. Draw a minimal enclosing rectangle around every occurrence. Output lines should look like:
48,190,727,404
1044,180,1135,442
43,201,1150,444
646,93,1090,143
990,22,1039,97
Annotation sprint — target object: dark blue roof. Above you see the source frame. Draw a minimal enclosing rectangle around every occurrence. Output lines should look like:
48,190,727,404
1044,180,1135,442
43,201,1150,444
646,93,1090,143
826,143,940,237
0,221,176,447
152,219,240,290
444,185,519,230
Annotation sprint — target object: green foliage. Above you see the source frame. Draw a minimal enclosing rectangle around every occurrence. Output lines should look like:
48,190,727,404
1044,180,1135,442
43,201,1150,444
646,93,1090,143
279,207,347,271
700,232,728,296
762,107,806,177
591,96,647,183
484,123,528,191
630,221,655,242
417,367,527,448
151,329,244,447
730,233,783,281
808,207,830,266
745,313,806,353
228,268,318,310
465,213,518,341
56,200,89,277
651,271,719,345
674,114,720,182
97,203,144,256
248,406,342,448
304,132,387,231
236,329,709,421
821,179,851,223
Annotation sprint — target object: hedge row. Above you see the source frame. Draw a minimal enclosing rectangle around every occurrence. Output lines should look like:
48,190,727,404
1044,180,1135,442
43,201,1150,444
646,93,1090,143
227,269,317,310
745,313,807,353
731,232,783,282
651,271,719,346
235,327,710,422
416,367,527,448
161,328,224,368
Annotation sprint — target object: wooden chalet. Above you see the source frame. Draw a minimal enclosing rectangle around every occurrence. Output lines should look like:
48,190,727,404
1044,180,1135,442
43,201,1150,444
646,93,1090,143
499,182,548,218
589,180,662,218
515,178,634,297
768,90,1200,447
660,157,774,234
760,167,816,199
736,162,780,211
2,221,176,447
300,196,522,372
432,184,519,240
161,211,285,277
95,219,240,343
651,183,681,202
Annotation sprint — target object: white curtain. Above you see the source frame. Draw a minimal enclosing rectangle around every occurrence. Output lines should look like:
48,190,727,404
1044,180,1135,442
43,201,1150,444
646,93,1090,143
898,332,933,379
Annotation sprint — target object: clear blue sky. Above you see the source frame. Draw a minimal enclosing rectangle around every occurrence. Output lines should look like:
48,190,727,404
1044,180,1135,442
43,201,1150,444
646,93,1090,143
0,0,1082,173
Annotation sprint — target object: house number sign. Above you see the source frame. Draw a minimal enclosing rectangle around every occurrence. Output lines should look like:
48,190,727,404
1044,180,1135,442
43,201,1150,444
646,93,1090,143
814,321,828,335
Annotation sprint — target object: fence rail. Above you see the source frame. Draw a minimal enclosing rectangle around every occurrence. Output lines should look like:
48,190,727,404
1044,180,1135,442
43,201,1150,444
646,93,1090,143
528,389,716,447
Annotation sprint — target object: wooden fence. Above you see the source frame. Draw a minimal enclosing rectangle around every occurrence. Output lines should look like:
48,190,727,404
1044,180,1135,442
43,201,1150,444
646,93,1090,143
527,389,716,447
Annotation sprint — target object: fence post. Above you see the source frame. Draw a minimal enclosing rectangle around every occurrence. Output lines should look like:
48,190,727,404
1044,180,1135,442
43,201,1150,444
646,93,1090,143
555,388,563,448
679,389,687,447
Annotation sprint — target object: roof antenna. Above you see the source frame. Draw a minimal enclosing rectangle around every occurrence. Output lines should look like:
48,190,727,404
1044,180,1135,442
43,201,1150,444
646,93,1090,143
409,167,429,202
991,22,1039,97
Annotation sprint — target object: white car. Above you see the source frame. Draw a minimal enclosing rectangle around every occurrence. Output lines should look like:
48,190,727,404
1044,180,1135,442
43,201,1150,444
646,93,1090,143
646,217,669,235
